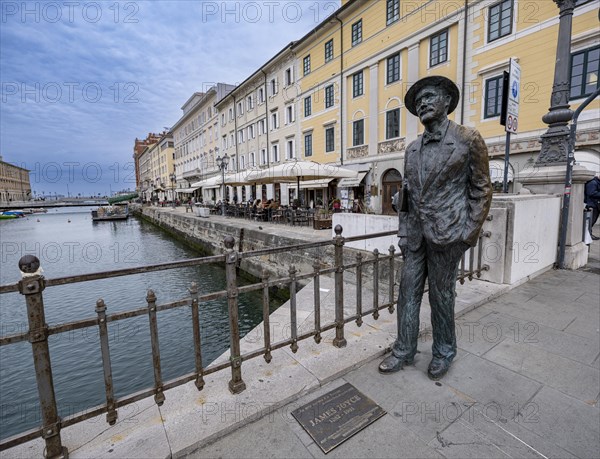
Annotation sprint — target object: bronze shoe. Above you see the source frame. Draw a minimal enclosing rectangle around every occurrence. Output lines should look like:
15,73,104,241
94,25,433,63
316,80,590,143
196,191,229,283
378,354,414,374
427,358,451,380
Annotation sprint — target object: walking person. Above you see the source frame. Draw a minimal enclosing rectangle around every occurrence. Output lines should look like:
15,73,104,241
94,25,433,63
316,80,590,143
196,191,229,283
585,174,600,240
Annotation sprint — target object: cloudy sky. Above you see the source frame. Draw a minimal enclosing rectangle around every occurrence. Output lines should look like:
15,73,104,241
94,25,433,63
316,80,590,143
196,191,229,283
0,0,341,197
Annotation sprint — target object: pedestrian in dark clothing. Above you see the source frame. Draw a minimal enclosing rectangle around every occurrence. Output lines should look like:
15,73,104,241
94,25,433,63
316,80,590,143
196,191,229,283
585,174,600,240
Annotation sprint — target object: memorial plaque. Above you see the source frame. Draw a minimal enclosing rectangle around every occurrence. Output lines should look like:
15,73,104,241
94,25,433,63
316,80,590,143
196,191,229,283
291,382,386,454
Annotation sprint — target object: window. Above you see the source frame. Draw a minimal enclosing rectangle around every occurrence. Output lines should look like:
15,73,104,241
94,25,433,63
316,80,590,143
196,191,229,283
229,133,235,147
285,67,293,86
238,129,244,143
258,87,265,103
386,0,399,25
387,53,400,84
386,109,400,139
353,71,364,98
353,119,364,146
570,46,599,100
228,108,234,120
247,95,254,110
259,118,266,135
325,85,334,108
272,144,279,163
430,30,448,67
325,127,334,152
248,124,255,139
304,133,313,157
271,111,279,130
488,0,513,42
222,135,227,150
351,20,362,46
237,102,243,116
221,113,225,125
286,105,295,124
484,75,503,118
325,39,334,63
270,78,278,95
304,96,312,117
303,55,311,75
250,152,256,167
286,139,295,159
260,148,267,165
240,155,245,170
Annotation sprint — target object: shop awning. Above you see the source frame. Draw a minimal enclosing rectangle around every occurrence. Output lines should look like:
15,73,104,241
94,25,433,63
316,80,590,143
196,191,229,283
299,179,333,189
489,160,514,182
337,171,368,188
175,186,200,193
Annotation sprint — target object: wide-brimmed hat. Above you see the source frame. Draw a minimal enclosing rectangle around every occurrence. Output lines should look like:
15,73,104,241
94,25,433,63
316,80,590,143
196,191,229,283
404,76,460,116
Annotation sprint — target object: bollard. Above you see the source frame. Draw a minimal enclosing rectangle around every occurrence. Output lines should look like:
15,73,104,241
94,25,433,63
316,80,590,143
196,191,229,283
17,255,67,459
224,236,246,394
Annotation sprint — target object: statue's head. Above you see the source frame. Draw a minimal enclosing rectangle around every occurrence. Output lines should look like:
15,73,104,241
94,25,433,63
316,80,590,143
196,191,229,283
404,76,460,123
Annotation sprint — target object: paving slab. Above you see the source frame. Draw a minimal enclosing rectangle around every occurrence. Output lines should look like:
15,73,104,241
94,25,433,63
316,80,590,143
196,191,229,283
441,353,542,420
520,386,600,459
483,339,600,403
428,405,576,459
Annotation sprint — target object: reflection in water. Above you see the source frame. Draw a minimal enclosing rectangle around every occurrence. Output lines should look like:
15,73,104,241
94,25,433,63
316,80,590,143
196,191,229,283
0,207,285,439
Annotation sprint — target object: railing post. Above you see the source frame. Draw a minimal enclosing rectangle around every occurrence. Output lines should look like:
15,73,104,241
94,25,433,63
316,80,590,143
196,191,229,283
372,249,380,320
333,225,346,348
388,245,396,313
95,299,117,425
17,255,67,459
355,252,363,326
224,236,246,394
261,269,272,363
312,258,322,344
146,290,165,406
289,265,298,353
188,282,205,391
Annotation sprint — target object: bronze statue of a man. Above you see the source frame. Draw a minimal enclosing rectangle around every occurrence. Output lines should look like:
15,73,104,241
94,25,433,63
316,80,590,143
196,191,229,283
379,76,492,380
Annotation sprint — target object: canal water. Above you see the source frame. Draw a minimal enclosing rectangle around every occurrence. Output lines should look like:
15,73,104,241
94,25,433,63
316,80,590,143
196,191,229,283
0,207,285,440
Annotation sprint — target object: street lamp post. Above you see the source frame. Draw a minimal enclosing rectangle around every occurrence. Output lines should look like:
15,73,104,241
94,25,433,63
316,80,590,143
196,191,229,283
169,173,177,208
216,154,229,216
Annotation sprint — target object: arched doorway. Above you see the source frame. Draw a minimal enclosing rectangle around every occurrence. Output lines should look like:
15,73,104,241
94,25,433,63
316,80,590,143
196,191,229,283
382,169,402,215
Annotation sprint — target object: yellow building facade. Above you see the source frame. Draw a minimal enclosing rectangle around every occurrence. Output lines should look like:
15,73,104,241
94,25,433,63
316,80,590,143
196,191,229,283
291,0,599,213
0,156,31,204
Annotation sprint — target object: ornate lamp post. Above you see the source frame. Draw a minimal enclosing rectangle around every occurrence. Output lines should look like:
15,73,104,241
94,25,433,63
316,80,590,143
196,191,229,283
216,154,229,216
535,0,576,166
169,172,177,207
519,0,595,269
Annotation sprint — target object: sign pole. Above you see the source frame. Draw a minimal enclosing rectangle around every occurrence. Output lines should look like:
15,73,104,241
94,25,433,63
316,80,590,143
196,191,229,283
503,131,511,193
501,58,521,193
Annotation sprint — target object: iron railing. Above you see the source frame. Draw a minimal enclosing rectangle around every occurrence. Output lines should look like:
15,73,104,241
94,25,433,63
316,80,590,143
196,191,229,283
0,225,490,457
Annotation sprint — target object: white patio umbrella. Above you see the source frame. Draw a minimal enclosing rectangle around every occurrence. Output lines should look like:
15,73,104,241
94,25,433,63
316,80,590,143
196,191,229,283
245,160,358,204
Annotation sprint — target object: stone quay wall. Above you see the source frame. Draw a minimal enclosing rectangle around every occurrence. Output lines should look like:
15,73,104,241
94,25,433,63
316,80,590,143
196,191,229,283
135,206,339,282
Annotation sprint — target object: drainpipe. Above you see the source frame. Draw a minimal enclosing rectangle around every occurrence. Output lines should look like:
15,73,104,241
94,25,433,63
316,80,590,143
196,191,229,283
261,69,270,167
335,16,344,165
232,94,239,172
460,0,468,124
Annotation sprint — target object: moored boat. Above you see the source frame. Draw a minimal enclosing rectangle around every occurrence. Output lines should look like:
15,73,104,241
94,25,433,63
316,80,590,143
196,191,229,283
91,204,129,221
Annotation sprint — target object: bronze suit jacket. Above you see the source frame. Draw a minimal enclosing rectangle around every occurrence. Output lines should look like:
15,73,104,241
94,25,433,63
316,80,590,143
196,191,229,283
398,121,492,250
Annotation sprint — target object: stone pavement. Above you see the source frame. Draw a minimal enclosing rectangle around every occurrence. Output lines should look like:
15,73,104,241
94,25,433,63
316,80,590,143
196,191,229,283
185,241,599,459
